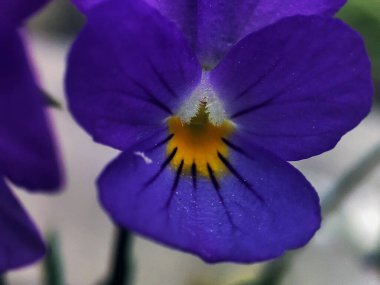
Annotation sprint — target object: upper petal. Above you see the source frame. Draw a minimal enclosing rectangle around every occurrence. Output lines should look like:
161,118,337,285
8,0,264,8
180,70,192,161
146,0,346,67
65,0,201,151
0,30,62,191
210,16,373,161
244,0,346,34
98,131,320,263
0,178,46,273
0,0,49,28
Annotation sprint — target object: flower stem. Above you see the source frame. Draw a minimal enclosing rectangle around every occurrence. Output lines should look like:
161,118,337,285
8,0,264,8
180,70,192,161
107,228,133,285
43,232,65,285
364,236,380,274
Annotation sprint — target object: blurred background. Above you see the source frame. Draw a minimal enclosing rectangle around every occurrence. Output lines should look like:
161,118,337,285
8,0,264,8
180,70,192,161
6,0,380,284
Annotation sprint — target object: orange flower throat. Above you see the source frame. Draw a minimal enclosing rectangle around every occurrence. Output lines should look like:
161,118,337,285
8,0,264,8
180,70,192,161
167,105,235,177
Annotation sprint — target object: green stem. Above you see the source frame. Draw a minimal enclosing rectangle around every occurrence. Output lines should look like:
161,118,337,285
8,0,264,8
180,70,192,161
364,236,380,273
108,228,133,285
43,233,65,285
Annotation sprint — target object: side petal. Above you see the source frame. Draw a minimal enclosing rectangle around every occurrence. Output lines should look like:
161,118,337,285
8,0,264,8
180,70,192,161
210,16,373,161
0,178,45,273
65,0,201,151
0,30,62,191
0,0,49,28
98,132,320,263
146,0,346,67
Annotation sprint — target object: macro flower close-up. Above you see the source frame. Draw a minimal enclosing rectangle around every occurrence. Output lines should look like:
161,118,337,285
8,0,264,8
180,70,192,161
65,0,372,263
0,0,379,283
0,0,62,273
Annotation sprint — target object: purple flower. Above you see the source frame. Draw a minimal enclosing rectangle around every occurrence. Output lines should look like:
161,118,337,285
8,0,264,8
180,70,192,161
66,0,372,262
0,0,62,272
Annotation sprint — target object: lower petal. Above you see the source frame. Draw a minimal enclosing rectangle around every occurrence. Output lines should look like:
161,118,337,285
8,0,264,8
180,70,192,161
98,131,320,263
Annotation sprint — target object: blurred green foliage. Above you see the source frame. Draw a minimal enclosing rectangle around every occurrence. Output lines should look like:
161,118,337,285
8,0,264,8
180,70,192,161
29,0,84,37
338,0,380,102
43,233,65,285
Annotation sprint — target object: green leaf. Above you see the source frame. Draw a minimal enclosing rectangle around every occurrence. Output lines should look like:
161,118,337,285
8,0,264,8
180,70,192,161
41,89,62,109
337,1,380,99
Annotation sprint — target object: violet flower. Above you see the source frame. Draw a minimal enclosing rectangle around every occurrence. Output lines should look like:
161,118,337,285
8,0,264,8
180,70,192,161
0,0,62,272
66,0,372,262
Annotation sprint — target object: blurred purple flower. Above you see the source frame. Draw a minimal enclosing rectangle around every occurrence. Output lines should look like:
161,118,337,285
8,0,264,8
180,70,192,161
0,0,62,272
66,0,372,262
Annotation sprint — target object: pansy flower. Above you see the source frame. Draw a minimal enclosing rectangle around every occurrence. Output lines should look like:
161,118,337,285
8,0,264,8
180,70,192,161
0,0,62,272
66,0,372,262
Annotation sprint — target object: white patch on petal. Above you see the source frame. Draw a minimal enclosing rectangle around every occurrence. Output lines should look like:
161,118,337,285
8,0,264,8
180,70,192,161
178,72,226,126
134,151,153,164
177,92,201,124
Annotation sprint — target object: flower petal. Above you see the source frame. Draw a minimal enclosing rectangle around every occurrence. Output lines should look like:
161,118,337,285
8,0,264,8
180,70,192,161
146,0,346,67
66,0,201,151
98,132,320,263
210,16,373,161
0,30,62,191
0,178,45,273
244,0,346,33
0,0,49,28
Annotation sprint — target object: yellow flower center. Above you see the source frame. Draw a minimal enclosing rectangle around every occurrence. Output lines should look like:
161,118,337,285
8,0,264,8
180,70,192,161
167,104,235,177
